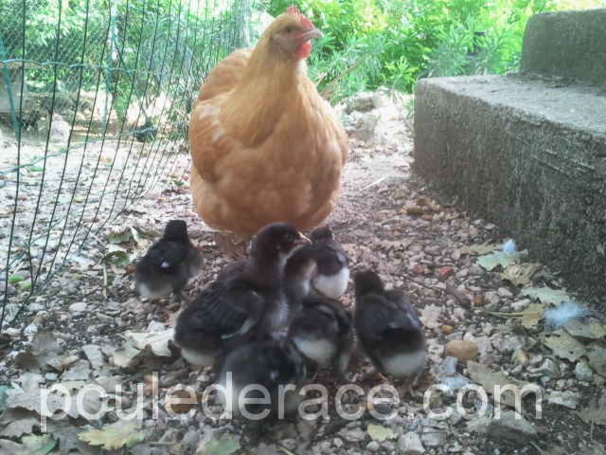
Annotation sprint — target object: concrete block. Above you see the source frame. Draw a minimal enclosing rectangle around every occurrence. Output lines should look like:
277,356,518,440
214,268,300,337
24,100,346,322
413,75,606,299
521,8,606,86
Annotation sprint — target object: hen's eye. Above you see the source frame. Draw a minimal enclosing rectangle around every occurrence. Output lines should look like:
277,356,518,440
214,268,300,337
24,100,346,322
284,26,293,33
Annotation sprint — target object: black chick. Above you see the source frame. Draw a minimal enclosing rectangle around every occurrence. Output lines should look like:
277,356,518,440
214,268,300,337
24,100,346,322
173,222,309,367
134,118,157,143
216,336,306,420
309,226,349,299
288,297,353,379
282,244,317,315
135,220,200,300
353,270,426,391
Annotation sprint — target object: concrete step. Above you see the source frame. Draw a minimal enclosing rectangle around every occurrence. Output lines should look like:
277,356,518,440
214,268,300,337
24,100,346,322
413,74,606,299
521,8,606,87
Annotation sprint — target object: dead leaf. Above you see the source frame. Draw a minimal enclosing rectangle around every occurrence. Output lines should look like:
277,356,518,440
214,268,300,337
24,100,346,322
500,263,541,286
107,226,135,245
459,243,500,255
467,361,535,409
520,304,546,328
62,360,92,381
125,328,174,357
15,331,63,372
367,423,395,442
253,443,281,455
111,341,142,369
0,386,9,413
197,437,241,455
102,250,131,273
78,420,145,450
565,320,606,340
0,434,57,454
0,408,39,438
542,330,586,362
82,345,105,370
484,303,545,328
522,287,570,305
587,345,606,377
477,251,522,271
164,388,201,414
576,393,606,426
46,420,103,455
6,372,103,421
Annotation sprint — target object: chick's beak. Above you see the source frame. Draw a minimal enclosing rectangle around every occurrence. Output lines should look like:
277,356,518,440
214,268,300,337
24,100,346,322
296,232,312,245
301,27,322,41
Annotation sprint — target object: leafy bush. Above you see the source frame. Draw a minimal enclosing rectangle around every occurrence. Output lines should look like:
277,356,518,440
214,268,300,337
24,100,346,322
268,0,605,100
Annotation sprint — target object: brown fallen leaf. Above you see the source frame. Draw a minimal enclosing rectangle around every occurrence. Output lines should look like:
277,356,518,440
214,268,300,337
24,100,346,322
484,303,545,329
164,388,202,415
500,263,541,286
586,345,606,377
576,393,606,426
124,328,174,357
459,243,500,256
14,331,63,372
520,304,546,328
467,361,537,409
78,420,145,450
541,330,586,362
0,408,39,438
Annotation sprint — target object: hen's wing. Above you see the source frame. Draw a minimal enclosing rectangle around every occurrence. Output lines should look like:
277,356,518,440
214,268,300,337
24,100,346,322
196,48,252,104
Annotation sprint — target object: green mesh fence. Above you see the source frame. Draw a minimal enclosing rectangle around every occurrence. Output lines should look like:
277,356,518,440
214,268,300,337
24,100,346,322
0,0,259,329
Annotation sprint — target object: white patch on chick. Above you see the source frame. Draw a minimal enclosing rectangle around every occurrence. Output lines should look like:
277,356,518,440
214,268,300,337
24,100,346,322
292,336,335,366
337,349,351,375
178,348,216,367
312,266,350,299
137,282,172,300
381,350,426,377
269,296,290,332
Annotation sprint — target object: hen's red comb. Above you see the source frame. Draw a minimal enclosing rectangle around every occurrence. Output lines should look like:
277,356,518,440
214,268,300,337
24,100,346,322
287,5,314,29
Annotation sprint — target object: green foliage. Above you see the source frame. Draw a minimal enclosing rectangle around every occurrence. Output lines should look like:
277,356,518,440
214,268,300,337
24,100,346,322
0,0,250,123
268,0,603,100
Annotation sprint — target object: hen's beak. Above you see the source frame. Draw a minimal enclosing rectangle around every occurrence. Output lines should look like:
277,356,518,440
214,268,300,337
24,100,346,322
301,28,322,41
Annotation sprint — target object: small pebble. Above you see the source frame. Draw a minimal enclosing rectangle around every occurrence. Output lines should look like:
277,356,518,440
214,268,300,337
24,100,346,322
574,361,593,382
444,340,478,362
497,287,513,299
484,291,500,305
366,441,380,452
69,301,87,313
548,390,580,409
398,432,426,454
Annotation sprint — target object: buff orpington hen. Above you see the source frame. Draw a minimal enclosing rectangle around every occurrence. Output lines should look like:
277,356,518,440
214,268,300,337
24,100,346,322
189,6,348,254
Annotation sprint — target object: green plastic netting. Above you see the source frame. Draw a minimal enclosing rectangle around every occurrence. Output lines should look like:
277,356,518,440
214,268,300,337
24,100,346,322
0,0,262,328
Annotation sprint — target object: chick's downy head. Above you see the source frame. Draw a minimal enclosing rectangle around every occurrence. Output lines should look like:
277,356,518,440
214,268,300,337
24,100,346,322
354,270,385,299
250,222,310,261
285,245,317,281
266,6,322,59
162,220,190,243
310,225,334,243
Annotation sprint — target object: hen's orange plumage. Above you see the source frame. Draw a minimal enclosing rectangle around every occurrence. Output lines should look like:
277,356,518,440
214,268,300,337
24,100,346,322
189,7,348,236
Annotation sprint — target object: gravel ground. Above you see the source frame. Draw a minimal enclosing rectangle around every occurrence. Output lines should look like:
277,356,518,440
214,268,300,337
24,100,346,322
0,91,605,455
